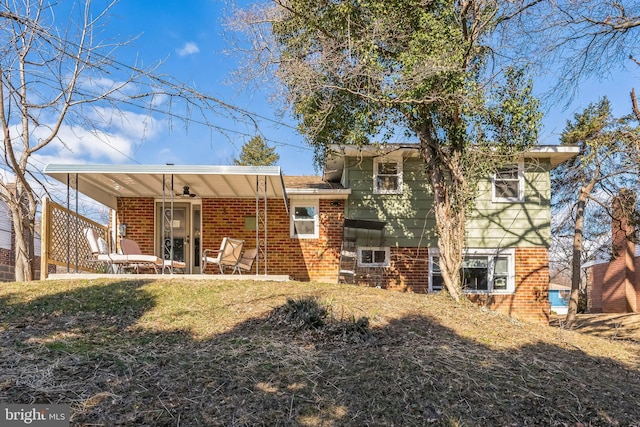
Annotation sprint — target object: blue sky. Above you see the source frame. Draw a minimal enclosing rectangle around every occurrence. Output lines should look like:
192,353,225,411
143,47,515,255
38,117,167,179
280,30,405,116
36,1,640,178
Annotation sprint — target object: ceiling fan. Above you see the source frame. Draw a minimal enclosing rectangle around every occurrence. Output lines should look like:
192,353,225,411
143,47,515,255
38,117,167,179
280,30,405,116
178,185,197,198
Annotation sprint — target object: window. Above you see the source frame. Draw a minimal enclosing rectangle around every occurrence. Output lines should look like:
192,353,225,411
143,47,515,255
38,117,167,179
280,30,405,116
290,201,319,239
374,157,403,194
357,247,390,267
429,249,514,293
493,162,524,202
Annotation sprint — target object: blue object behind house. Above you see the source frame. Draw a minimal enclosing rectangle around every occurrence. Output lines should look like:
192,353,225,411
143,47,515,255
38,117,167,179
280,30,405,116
549,283,570,314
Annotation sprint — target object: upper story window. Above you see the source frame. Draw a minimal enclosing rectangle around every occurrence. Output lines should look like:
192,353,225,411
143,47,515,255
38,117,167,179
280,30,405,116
290,200,319,239
493,161,524,202
429,248,515,294
373,156,403,194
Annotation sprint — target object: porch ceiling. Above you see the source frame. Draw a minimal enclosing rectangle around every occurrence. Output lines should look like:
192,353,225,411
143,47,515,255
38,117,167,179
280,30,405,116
43,164,288,210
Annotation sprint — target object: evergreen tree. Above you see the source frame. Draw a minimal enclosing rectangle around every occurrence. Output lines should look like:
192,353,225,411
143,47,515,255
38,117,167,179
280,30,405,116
234,135,279,166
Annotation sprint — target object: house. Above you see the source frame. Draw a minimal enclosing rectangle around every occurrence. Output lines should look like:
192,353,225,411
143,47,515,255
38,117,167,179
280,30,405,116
587,190,640,313
324,144,578,323
42,144,578,324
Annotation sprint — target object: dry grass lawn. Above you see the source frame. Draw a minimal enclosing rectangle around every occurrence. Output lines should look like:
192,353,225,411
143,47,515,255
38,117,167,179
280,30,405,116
1,278,639,426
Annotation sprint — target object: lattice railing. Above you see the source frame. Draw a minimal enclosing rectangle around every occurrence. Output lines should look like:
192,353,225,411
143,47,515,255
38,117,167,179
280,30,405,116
42,198,109,274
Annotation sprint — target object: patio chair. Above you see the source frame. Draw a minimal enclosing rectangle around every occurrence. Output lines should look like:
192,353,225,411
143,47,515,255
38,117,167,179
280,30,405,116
202,237,244,273
119,238,186,274
232,247,258,274
84,228,130,273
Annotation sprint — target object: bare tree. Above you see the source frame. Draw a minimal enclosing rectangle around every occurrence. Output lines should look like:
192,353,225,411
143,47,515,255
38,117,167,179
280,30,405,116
551,98,639,326
514,0,640,102
0,0,250,281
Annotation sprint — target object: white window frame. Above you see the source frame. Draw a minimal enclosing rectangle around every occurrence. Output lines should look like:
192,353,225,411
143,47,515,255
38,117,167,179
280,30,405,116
492,161,524,203
357,247,390,267
373,156,403,195
290,200,319,239
429,248,515,294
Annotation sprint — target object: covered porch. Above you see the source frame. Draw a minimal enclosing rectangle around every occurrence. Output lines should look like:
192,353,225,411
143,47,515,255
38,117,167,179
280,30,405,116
41,164,291,280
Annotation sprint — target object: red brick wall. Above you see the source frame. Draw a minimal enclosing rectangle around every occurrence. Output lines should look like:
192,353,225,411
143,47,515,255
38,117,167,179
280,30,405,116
589,251,640,313
201,198,344,281
116,198,156,254
587,191,639,314
356,247,429,293
350,246,549,324
0,247,46,282
0,247,14,282
588,267,603,313
465,247,550,324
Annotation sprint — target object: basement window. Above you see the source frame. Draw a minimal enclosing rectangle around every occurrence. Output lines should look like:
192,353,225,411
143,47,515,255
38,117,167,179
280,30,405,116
429,249,514,294
358,247,390,267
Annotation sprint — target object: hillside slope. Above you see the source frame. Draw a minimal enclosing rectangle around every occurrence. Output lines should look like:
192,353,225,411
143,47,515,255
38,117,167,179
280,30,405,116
1,279,638,426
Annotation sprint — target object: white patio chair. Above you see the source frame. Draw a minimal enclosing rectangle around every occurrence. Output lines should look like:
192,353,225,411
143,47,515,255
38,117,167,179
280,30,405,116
119,238,186,274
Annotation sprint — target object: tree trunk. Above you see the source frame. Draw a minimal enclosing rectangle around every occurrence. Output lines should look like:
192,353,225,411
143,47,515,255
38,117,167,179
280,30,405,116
565,181,595,327
419,140,466,302
12,207,33,282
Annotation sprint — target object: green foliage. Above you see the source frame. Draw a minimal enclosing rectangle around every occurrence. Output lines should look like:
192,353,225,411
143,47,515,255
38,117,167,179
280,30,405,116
233,135,280,166
269,0,540,166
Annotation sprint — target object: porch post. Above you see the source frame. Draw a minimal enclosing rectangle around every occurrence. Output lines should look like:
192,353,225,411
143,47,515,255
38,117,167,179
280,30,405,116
75,173,79,273
66,174,70,272
40,197,49,280
255,175,268,275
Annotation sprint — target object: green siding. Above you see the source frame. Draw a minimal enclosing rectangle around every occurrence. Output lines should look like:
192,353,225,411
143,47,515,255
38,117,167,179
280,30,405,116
344,157,551,248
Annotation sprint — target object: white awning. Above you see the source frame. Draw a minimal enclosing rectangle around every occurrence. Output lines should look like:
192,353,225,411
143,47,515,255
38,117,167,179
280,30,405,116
44,164,289,210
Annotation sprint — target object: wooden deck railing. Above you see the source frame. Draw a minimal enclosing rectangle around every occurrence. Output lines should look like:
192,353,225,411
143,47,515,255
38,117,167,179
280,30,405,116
40,198,109,278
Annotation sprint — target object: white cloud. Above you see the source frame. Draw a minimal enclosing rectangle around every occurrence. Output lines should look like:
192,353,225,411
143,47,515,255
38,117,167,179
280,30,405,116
27,108,166,166
176,42,200,56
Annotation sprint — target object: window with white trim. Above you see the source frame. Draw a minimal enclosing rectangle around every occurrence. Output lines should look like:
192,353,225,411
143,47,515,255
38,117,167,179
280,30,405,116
429,249,515,293
373,157,403,194
493,161,524,202
357,247,390,267
290,201,319,239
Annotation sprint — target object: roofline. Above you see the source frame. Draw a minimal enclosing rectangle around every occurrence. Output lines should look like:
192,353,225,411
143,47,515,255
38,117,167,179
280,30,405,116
43,164,283,176
324,143,580,181
327,143,579,158
286,188,351,199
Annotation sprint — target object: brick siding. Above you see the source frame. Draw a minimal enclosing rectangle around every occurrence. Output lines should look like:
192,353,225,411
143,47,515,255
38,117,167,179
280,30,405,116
466,247,550,324
587,191,640,313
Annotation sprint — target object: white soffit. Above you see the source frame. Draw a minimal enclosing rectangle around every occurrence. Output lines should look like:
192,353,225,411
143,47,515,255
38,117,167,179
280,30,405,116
44,164,288,210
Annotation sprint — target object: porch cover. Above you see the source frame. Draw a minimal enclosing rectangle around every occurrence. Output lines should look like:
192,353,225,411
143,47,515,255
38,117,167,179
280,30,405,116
43,164,288,209
43,164,289,275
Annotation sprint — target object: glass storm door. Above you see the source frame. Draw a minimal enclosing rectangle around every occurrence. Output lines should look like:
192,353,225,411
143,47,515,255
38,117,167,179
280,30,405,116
157,203,190,272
